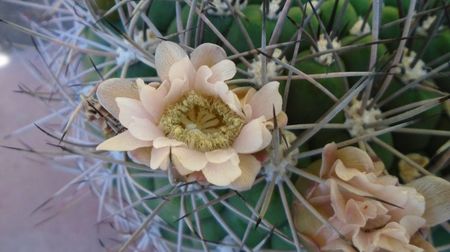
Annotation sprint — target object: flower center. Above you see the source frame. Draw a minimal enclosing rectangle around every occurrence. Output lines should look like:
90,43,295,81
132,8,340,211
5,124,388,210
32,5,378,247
159,91,245,152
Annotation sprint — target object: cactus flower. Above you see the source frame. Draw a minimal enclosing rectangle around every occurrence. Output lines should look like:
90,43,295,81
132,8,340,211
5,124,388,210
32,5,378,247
96,41,285,190
293,143,437,252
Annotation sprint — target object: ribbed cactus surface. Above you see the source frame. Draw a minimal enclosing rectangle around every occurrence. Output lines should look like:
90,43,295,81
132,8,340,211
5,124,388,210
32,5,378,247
3,0,450,251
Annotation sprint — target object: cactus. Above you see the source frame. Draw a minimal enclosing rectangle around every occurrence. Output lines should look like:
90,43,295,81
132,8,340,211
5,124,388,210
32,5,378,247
3,0,450,251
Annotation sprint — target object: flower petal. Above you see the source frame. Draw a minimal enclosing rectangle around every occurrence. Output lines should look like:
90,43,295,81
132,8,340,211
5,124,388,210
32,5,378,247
128,117,163,141
408,175,450,226
165,78,190,105
399,216,426,237
233,117,272,154
172,156,196,176
96,130,151,151
172,147,208,171
155,41,188,81
334,160,363,181
202,159,242,186
168,57,195,87
230,154,261,191
116,97,149,127
336,146,374,173
128,147,152,166
139,82,168,121
190,43,227,69
328,179,347,221
319,143,338,178
194,66,229,97
96,78,139,118
248,81,282,120
220,90,246,118
205,148,237,164
231,86,256,105
209,60,237,82
150,146,170,170
153,137,185,148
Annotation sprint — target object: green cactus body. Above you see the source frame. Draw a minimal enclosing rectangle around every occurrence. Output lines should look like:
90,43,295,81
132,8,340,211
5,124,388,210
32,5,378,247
319,0,358,35
148,0,177,34
286,51,347,124
428,115,450,155
374,6,401,49
166,4,235,45
88,0,121,23
144,178,224,224
384,0,411,14
412,28,450,92
382,80,443,153
349,0,371,16
125,62,157,78
269,225,296,250
227,5,277,53
340,35,388,84
371,133,395,169
221,182,292,248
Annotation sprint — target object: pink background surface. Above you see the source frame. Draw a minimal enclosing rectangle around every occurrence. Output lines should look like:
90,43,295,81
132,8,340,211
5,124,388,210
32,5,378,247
0,49,108,251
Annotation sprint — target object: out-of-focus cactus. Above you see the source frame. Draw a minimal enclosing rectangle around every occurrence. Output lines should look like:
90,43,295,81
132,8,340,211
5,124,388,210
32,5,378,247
4,0,449,251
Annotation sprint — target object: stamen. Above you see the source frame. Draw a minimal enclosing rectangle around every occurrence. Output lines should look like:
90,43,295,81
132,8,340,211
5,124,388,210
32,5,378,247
159,91,245,152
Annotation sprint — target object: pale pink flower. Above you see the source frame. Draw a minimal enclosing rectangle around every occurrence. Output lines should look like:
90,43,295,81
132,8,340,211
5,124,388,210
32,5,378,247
293,143,435,252
96,42,285,190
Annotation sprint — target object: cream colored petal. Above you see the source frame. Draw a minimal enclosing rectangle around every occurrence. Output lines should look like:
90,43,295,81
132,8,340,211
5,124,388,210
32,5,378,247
194,66,229,98
152,137,185,148
168,57,195,87
232,86,256,105
321,239,357,252
336,146,374,173
209,60,237,82
205,148,237,164
171,147,208,171
201,159,242,186
150,146,170,170
220,90,245,117
328,179,347,222
128,147,152,166
344,199,366,226
135,78,146,90
334,160,364,181
96,130,151,151
165,78,190,105
408,175,450,226
230,87,256,120
232,117,272,154
172,155,196,176
128,117,163,141
319,143,338,178
96,78,139,118
229,154,261,191
155,41,188,81
399,216,426,237
116,97,149,127
190,43,227,69
139,83,168,121
248,81,282,120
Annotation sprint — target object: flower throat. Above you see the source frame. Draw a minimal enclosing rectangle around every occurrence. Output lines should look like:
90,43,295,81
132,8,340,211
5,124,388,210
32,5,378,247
159,91,244,152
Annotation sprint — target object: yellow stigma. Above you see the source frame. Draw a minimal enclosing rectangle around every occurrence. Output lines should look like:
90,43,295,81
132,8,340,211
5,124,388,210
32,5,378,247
159,91,244,152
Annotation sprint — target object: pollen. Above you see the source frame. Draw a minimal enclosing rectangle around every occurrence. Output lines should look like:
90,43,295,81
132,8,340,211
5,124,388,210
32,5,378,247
159,91,245,152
